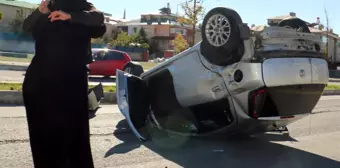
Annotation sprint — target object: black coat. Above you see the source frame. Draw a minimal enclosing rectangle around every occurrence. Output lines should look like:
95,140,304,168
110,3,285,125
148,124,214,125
21,3,106,168
23,3,106,64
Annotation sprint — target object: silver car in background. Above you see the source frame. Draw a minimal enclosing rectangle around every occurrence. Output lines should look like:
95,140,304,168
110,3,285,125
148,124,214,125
116,7,329,141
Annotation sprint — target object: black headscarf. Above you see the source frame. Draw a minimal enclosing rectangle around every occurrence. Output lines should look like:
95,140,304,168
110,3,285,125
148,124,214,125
48,0,90,13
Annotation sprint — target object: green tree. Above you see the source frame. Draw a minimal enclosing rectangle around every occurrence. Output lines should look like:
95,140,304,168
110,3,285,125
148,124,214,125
132,27,148,44
179,0,205,46
138,27,148,43
170,33,189,53
321,46,329,62
91,38,105,44
108,30,151,50
318,24,324,30
149,40,160,55
91,34,111,44
111,31,133,47
9,9,24,33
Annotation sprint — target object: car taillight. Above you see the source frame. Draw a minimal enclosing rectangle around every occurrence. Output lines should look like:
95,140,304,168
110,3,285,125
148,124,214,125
249,88,266,118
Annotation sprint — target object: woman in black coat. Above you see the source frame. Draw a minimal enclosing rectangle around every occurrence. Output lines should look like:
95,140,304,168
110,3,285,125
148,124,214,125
22,0,106,167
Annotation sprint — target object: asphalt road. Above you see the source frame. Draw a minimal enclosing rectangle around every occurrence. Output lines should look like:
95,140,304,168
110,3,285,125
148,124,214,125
1,96,340,168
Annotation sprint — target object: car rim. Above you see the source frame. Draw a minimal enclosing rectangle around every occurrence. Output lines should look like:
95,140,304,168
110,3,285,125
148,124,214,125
124,67,132,73
205,14,231,47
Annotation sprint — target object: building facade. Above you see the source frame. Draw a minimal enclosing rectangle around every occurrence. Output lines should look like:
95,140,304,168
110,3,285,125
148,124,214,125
0,0,37,32
115,13,198,54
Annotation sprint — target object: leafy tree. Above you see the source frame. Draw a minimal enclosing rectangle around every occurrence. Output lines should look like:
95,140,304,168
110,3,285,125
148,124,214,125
318,24,324,30
111,31,133,47
179,0,205,46
139,43,150,49
9,9,24,33
133,27,138,34
136,27,148,44
91,38,105,44
149,40,160,55
322,46,328,60
170,33,189,53
91,34,111,44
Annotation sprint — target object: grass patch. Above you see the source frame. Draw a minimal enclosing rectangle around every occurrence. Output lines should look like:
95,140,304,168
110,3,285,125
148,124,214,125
0,82,338,93
89,85,116,93
0,55,34,63
0,83,23,91
138,61,158,70
0,83,116,93
325,84,340,90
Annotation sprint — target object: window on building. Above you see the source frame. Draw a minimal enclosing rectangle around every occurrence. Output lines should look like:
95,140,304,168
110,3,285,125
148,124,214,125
322,36,328,43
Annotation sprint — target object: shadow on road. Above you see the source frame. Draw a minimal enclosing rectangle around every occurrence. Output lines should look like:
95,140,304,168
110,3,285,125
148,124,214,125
105,119,340,168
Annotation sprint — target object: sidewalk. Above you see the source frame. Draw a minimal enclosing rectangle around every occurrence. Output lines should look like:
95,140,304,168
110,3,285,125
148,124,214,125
0,61,29,66
329,78,340,82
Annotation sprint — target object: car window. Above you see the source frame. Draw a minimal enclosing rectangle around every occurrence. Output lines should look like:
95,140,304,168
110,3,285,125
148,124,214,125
106,51,124,60
92,51,124,61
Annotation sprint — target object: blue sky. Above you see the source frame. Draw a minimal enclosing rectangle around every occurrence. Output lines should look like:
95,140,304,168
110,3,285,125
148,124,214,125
26,0,340,33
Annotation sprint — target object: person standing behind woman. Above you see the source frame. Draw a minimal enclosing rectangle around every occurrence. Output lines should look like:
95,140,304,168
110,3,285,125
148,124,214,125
22,0,106,168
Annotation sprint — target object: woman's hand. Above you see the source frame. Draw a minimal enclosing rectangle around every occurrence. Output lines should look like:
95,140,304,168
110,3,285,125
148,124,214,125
48,11,71,22
39,0,50,14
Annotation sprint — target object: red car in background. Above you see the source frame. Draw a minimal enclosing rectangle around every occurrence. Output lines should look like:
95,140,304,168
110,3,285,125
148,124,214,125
88,48,132,77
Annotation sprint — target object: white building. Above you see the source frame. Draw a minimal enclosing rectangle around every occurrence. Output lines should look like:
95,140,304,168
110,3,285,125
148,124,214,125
0,0,37,32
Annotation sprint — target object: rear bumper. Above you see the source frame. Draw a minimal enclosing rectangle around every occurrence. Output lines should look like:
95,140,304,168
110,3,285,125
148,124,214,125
236,114,309,134
265,84,325,116
257,114,308,131
248,84,325,118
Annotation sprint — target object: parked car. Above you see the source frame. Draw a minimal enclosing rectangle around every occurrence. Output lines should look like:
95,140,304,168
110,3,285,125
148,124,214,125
88,48,143,77
116,7,329,141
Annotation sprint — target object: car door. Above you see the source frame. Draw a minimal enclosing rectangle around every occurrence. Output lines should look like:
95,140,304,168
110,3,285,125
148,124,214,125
116,70,150,141
89,51,106,75
103,51,126,76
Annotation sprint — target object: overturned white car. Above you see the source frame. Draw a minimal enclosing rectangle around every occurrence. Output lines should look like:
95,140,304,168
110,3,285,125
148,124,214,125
116,7,329,141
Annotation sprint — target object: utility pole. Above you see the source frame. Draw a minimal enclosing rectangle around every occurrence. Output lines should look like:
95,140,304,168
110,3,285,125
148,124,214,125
192,0,197,46
324,8,330,62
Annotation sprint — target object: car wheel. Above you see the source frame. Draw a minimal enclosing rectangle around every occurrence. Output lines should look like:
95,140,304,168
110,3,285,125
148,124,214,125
200,7,244,66
123,63,144,77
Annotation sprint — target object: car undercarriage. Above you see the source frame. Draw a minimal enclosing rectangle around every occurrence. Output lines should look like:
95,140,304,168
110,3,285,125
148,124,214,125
116,7,329,141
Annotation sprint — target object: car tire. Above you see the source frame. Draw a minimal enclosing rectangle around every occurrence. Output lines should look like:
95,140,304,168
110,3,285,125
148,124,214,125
123,62,144,77
200,7,244,66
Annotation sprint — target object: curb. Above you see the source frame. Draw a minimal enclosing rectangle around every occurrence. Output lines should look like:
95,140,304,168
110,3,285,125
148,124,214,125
0,91,117,105
1,90,340,105
322,90,340,96
0,64,28,71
